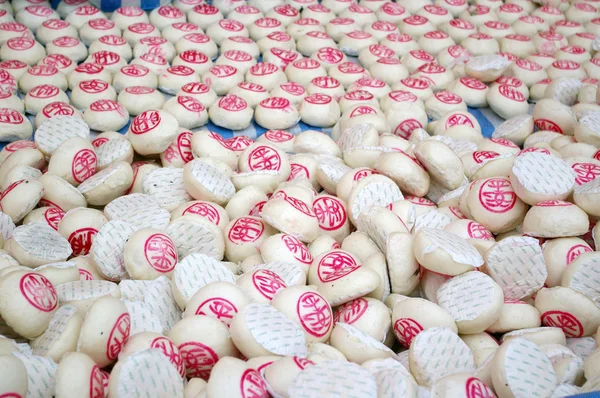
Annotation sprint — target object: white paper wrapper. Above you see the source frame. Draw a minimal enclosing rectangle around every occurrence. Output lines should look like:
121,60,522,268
467,54,510,71
338,123,373,152
375,368,418,398
552,384,581,398
31,304,78,357
95,138,131,168
492,115,533,139
189,161,236,200
486,236,547,299
288,360,377,398
13,352,58,398
112,349,185,398
12,223,72,261
142,167,192,211
34,115,90,155
55,280,118,303
501,338,558,397
579,110,600,136
412,211,453,233
122,299,164,335
104,193,170,230
166,217,225,259
437,271,498,322
362,358,412,375
409,327,475,386
337,322,395,353
512,153,575,196
251,261,305,286
173,253,235,304
318,156,352,183
430,136,478,157
566,337,597,361
350,179,404,223
563,254,600,306
421,228,484,267
91,220,137,280
548,78,583,106
245,303,307,357
0,211,15,241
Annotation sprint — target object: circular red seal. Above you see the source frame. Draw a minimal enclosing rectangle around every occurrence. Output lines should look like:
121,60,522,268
41,54,73,70
333,298,367,325
566,244,592,264
260,97,291,109
317,251,359,282
28,84,60,99
89,365,104,398
88,18,115,30
210,65,237,77
541,310,584,338
192,4,219,14
552,60,580,70
403,15,428,25
42,102,75,118
194,297,238,325
75,63,104,74
157,5,184,18
177,96,205,113
467,221,494,240
19,273,58,312
435,91,462,104
252,269,287,300
182,82,209,94
90,100,125,116
273,4,298,16
515,59,542,71
498,85,525,102
144,233,178,273
282,234,312,265
125,86,155,95
338,62,365,74
228,217,264,243
167,65,194,76
28,65,58,76
240,369,269,398
249,63,278,76
121,64,149,77
226,136,253,152
295,18,320,26
42,19,69,29
183,202,220,224
150,337,185,378
572,162,600,185
307,31,330,40
172,22,199,32
484,20,509,30
106,313,131,360
79,268,94,280
460,77,486,90
72,149,97,184
74,5,100,15
400,77,429,90
218,19,244,32
247,146,281,171
292,58,321,70
234,5,260,14
0,108,24,124
265,130,293,143
534,118,562,133
380,2,405,15
478,178,516,213
280,82,305,96
449,18,475,29
346,31,372,39
536,200,572,207
218,95,247,111
296,291,332,337
179,341,218,380
465,377,496,398
394,119,422,139
116,6,144,16
90,51,121,66
5,140,36,152
7,37,35,50
490,138,518,148
131,110,161,135
129,22,155,34
24,5,53,16
68,227,97,256
473,150,500,163
393,318,424,347
305,93,332,105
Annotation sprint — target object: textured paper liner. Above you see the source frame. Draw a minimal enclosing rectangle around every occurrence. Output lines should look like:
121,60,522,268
486,236,547,299
437,271,498,322
512,153,575,195
31,304,78,357
105,198,170,231
189,160,236,200
14,352,58,398
375,368,418,398
173,253,236,303
0,211,15,242
288,360,377,398
95,138,132,168
563,253,600,306
500,338,558,397
120,276,182,332
338,123,374,152
13,222,72,260
409,326,475,386
142,167,192,210
122,299,164,335
35,115,90,155
112,348,184,397
412,211,453,233
421,228,484,267
166,217,225,259
55,280,118,303
317,156,352,183
467,54,510,71
337,322,395,353
492,115,533,139
349,178,404,223
548,78,583,105
566,337,597,360
245,303,307,357
91,220,137,280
